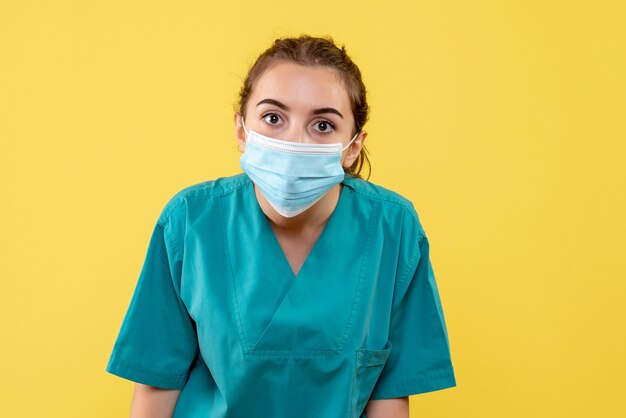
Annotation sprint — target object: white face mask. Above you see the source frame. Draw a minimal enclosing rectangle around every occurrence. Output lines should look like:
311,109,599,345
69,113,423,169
239,117,359,217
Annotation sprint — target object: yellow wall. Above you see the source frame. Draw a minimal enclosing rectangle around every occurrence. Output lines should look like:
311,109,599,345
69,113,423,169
1,1,624,416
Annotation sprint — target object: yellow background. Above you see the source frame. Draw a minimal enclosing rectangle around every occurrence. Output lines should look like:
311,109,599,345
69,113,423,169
1,0,624,416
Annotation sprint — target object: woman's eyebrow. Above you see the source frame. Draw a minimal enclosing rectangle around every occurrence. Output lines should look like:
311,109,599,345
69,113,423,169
312,107,344,119
256,98,344,119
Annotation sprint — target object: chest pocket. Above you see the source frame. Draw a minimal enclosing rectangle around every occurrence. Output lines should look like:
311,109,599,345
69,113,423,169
351,341,393,418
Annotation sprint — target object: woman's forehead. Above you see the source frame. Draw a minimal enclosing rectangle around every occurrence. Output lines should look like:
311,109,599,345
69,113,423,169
250,61,351,112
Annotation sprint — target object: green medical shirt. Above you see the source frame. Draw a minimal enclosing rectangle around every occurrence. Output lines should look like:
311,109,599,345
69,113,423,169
106,172,456,417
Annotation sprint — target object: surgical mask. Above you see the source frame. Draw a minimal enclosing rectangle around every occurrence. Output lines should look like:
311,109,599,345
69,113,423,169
239,117,359,218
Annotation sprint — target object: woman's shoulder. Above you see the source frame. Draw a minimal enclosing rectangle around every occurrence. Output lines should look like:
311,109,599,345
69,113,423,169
344,174,426,236
344,174,412,206
156,173,251,226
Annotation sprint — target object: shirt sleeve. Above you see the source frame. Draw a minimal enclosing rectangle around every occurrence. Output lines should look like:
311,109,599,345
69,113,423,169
369,231,457,399
105,216,199,389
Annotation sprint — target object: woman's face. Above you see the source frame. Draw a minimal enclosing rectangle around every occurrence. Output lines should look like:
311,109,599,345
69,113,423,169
235,60,366,168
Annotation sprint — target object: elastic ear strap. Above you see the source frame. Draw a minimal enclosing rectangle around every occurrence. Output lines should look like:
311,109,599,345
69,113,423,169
241,115,249,136
342,131,360,151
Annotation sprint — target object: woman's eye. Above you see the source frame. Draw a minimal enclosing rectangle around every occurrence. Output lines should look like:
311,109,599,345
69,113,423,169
313,120,336,135
262,113,283,125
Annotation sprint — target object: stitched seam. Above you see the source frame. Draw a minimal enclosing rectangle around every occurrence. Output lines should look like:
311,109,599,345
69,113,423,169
158,175,251,226
390,233,424,320
374,370,456,389
242,350,342,356
343,179,422,226
339,191,377,349
159,222,184,301
219,195,250,353
109,361,189,380
350,191,425,237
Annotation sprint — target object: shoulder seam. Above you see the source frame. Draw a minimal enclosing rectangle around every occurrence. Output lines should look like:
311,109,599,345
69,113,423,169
347,186,424,235
157,175,251,226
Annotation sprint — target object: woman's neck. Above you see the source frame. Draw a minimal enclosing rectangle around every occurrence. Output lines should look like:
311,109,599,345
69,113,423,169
254,183,342,232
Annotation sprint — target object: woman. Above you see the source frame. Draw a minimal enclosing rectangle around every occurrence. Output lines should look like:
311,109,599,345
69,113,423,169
106,35,457,418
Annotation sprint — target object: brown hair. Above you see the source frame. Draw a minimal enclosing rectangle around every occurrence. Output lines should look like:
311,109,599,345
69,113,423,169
235,34,371,180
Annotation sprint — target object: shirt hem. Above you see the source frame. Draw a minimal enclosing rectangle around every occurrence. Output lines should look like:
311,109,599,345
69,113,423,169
369,370,457,399
105,356,189,390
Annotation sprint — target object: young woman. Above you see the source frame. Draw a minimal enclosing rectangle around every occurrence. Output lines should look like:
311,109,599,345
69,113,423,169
106,34,457,418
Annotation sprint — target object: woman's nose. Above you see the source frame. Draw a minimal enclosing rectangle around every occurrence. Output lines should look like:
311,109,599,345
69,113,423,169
285,124,309,143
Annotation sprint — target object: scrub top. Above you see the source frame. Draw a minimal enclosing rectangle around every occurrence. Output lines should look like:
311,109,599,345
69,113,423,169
105,172,456,418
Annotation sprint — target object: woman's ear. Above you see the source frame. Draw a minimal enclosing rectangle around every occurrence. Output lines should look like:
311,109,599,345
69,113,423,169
234,112,246,152
341,131,367,168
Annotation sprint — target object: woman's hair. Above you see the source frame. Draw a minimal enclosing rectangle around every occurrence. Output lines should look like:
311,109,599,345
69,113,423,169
235,34,371,180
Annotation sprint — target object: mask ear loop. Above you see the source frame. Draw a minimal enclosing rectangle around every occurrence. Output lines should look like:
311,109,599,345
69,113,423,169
241,115,249,137
341,130,361,167
342,131,360,151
